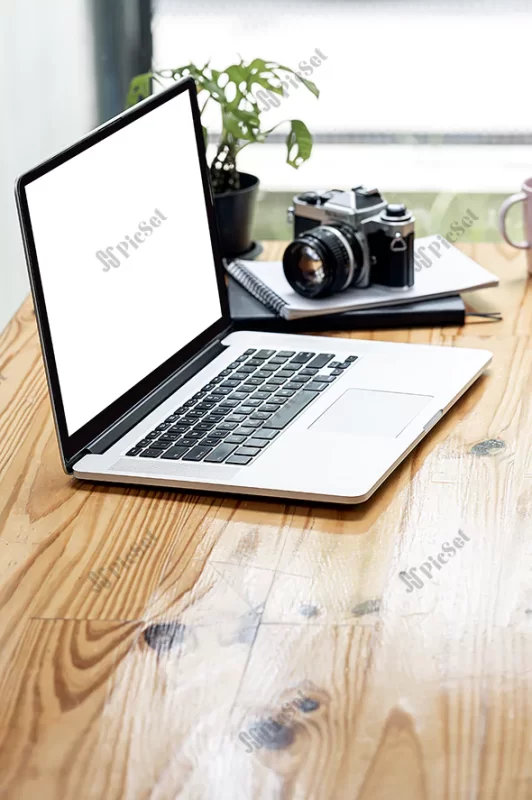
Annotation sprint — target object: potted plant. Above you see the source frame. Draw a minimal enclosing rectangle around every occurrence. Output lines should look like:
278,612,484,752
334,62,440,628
126,58,318,258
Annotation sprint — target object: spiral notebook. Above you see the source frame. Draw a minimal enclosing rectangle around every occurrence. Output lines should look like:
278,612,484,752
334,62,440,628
225,235,499,321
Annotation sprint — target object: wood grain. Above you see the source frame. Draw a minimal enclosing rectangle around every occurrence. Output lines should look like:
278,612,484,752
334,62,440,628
0,243,531,799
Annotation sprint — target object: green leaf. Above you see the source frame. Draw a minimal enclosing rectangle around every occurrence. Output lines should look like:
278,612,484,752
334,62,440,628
223,111,256,142
125,73,152,108
285,119,313,168
274,64,319,98
225,64,249,87
248,58,275,74
249,75,285,95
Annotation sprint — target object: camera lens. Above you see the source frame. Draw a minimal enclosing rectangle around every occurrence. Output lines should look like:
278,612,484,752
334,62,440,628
283,222,364,298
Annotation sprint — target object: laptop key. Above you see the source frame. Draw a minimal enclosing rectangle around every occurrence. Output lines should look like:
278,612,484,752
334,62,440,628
161,446,190,460
250,411,271,420
307,353,334,369
220,380,239,389
182,445,213,461
246,438,269,449
251,429,279,440
276,389,296,398
224,434,247,444
345,355,358,363
244,349,257,355
253,391,272,400
149,441,171,450
226,414,247,423
235,426,257,437
187,430,205,439
261,404,280,413
179,437,201,446
159,433,181,442
204,443,238,463
311,375,335,383
263,390,319,429
202,436,224,446
278,351,295,357
305,382,327,392
127,447,142,456
300,367,319,376
291,352,315,364
216,421,238,431
194,422,215,432
331,369,343,376
218,400,240,410
226,454,253,466
141,449,163,458
256,349,276,359
277,370,297,379
235,446,261,457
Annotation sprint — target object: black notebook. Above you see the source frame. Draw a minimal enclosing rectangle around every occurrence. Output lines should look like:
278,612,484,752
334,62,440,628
225,240,498,321
228,277,466,332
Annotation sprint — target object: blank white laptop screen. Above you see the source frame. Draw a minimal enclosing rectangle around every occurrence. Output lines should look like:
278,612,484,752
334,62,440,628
25,90,223,435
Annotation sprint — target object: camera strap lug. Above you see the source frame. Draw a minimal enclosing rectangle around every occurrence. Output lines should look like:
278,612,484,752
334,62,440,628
390,233,407,252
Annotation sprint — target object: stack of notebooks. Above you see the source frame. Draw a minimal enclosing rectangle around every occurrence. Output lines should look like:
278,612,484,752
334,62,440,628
226,235,500,331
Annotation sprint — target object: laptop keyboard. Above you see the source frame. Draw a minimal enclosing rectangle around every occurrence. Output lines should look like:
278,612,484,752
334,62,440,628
125,349,358,467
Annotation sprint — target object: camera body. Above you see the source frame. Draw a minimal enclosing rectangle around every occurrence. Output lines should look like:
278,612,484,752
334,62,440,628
287,186,415,293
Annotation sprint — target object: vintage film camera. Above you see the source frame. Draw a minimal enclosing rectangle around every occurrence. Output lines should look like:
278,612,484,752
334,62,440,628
283,186,415,298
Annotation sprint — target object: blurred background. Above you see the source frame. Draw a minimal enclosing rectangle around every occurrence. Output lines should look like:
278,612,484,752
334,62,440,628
1,0,530,331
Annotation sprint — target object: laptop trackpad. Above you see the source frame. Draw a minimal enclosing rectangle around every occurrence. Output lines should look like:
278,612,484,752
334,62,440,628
310,388,433,438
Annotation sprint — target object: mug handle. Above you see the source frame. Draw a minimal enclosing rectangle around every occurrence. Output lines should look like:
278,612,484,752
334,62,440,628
499,191,531,249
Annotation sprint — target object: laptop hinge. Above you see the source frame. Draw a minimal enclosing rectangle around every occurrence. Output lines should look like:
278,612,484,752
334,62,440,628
85,333,231,457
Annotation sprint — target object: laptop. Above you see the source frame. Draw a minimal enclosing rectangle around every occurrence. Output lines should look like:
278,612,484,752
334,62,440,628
15,76,492,504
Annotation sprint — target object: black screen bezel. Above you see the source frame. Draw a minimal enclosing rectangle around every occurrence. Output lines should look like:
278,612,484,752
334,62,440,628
15,77,231,470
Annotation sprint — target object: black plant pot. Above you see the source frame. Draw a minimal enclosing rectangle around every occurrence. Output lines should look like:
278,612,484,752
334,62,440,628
214,172,259,259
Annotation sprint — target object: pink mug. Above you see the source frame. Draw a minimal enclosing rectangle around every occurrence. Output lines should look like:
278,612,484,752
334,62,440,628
499,177,532,274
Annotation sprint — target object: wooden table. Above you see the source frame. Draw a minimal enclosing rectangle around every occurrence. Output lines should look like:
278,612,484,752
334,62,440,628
1,241,531,800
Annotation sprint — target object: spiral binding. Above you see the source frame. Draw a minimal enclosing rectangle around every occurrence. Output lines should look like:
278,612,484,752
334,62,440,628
228,259,288,317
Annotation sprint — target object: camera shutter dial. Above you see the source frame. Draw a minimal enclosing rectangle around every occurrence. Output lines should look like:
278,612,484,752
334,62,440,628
383,203,412,221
